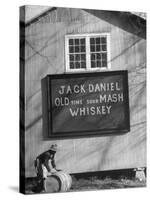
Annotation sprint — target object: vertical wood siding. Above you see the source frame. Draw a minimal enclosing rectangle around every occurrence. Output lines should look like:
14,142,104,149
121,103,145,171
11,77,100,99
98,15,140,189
24,8,146,177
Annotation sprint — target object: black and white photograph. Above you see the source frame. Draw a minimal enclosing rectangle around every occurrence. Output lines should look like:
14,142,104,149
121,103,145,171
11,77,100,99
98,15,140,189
19,5,147,194
1,0,150,199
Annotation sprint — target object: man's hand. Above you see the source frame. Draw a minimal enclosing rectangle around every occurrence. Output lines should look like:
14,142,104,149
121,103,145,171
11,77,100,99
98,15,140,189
56,169,62,172
47,172,52,176
51,168,57,174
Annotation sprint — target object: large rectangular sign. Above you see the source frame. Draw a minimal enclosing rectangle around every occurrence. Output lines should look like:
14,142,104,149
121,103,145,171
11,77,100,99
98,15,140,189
43,71,130,138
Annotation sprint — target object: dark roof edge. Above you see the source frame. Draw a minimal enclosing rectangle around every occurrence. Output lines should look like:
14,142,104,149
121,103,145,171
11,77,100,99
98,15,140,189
24,7,57,27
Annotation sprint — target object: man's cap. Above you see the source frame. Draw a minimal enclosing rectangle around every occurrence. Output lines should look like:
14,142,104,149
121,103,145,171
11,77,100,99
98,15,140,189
50,144,57,152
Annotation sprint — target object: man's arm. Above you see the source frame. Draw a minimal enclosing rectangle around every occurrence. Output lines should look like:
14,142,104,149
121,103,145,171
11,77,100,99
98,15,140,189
43,153,51,172
51,158,56,169
44,159,51,172
51,156,61,171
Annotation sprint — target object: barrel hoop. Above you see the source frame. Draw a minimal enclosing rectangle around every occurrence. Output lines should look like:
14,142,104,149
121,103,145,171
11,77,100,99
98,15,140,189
50,174,62,192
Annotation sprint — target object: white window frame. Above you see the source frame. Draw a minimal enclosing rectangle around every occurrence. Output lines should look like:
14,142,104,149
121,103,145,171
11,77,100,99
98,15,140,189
65,33,111,73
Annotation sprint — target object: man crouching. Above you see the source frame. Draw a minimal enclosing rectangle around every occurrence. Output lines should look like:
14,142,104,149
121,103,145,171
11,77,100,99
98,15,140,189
34,144,59,192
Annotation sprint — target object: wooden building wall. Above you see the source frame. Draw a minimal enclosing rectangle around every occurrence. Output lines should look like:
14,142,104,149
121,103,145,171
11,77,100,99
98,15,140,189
23,7,146,177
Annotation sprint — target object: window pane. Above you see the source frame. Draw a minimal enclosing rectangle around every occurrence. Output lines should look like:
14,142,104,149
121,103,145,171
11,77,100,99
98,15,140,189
69,46,74,53
75,54,80,61
81,54,86,61
90,38,95,44
102,44,107,51
96,45,100,52
70,54,74,61
102,53,107,61
80,38,85,45
75,39,79,45
81,62,86,68
75,46,80,52
81,46,85,52
69,39,74,45
101,37,106,44
97,61,101,68
91,53,96,60
96,37,100,44
97,53,101,60
90,45,95,52
102,60,107,67
75,62,80,69
70,62,74,69
91,61,96,68
79,46,81,52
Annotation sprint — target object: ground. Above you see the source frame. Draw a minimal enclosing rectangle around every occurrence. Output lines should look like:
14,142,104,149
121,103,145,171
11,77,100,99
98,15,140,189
25,175,146,194
70,176,146,191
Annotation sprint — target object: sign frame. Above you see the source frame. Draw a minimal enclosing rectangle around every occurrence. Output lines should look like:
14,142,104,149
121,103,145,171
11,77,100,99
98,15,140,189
42,70,130,139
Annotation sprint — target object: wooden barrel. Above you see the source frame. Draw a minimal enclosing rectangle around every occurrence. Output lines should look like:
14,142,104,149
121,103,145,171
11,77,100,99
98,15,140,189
45,171,72,193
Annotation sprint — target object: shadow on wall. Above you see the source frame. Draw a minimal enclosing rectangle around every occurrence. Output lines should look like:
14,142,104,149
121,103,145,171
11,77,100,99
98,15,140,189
84,10,146,39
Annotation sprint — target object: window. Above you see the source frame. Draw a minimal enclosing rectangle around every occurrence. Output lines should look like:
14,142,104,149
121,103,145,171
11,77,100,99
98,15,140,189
65,33,110,72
